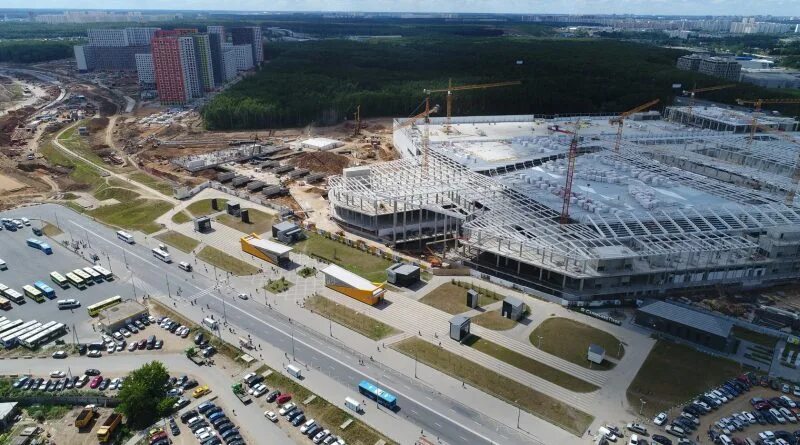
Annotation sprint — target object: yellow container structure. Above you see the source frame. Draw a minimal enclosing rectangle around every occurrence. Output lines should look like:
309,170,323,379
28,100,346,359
321,264,385,305
240,233,292,266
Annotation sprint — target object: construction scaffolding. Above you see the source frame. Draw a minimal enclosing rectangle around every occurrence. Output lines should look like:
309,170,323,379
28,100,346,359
330,112,800,300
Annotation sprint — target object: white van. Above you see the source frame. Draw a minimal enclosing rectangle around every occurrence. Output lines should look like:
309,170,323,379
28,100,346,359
598,426,617,442
344,397,362,414
0,260,6,271
201,317,218,330
178,261,192,272
286,364,302,378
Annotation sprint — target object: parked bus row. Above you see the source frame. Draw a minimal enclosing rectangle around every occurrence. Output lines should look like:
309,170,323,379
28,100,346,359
0,316,66,349
0,265,113,310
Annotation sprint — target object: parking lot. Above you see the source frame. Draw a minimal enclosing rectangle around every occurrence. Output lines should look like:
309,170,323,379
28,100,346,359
0,219,134,342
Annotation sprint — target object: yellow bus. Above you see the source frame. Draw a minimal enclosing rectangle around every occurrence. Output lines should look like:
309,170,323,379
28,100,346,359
22,285,44,303
50,271,69,289
65,272,86,290
87,295,122,317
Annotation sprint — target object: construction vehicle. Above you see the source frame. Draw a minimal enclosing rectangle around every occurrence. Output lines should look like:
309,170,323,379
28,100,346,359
425,246,442,267
74,404,97,428
424,80,521,134
96,412,122,442
609,99,660,152
550,121,582,224
393,98,440,169
681,84,736,124
232,383,252,405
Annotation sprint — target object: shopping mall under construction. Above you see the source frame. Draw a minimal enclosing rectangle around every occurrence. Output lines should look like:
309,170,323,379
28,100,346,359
328,104,800,301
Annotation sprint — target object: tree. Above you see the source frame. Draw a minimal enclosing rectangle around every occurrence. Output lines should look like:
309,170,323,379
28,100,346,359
116,361,172,428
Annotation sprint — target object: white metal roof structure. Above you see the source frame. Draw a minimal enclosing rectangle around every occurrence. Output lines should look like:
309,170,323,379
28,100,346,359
301,137,343,151
321,264,382,295
246,237,292,255
329,111,800,300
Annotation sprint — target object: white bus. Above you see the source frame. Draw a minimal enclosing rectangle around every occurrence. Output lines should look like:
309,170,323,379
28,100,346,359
57,299,80,309
21,323,65,349
65,272,86,290
50,271,69,289
117,230,135,244
92,265,113,281
72,269,93,286
82,267,102,283
152,248,171,263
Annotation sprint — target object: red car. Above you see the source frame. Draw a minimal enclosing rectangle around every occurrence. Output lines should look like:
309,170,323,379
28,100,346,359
137,339,147,349
276,393,292,404
89,376,103,389
149,431,167,444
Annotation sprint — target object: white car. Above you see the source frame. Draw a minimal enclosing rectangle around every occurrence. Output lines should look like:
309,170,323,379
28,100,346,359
794,386,800,397
109,378,120,390
653,412,667,426
119,328,131,337
49,370,65,378
300,419,316,433
237,293,248,300
51,350,67,359
264,411,278,422
248,383,267,396
313,429,330,444
112,331,124,341
278,402,296,416
628,434,639,445
760,431,776,441
20,218,30,226
87,350,102,358
106,345,115,354
780,395,797,409
194,427,212,438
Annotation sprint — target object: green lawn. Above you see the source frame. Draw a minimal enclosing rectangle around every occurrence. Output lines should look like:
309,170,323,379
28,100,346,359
155,231,200,254
306,294,399,340
127,171,174,196
732,326,778,349
87,199,172,234
42,222,62,237
465,336,599,393
294,232,391,282
393,337,594,436
171,211,192,224
197,246,259,276
471,310,518,330
40,140,105,189
57,124,107,166
186,198,228,217
627,340,745,416
530,317,623,370
264,277,293,294
93,186,140,201
215,208,274,235
419,282,500,315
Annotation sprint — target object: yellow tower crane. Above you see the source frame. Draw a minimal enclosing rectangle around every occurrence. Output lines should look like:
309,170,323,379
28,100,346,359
423,80,521,134
681,83,736,124
393,98,440,169
736,98,800,144
609,99,660,152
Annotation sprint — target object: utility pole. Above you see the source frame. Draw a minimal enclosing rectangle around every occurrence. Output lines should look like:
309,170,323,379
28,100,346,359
166,273,171,298
414,351,418,378
130,274,138,301
537,335,543,349
291,325,295,361
639,398,646,416
516,402,521,429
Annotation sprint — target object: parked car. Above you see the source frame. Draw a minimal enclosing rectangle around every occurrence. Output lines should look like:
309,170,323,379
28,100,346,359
651,435,672,445
264,411,278,422
654,412,668,426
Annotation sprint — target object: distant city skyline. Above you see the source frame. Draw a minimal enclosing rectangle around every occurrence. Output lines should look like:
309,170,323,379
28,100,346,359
4,1,800,17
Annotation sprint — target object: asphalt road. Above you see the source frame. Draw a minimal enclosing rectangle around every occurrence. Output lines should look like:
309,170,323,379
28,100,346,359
1,204,535,445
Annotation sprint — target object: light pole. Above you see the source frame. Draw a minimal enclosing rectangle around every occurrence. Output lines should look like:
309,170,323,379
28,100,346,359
166,273,171,298
414,351,418,378
537,335,543,349
122,248,129,269
105,252,112,274
618,341,623,358
639,398,646,416
291,325,295,361
130,274,138,301
516,401,521,428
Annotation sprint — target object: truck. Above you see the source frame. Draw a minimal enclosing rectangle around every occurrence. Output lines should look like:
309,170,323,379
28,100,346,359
74,404,97,428
286,364,302,379
97,412,122,442
186,347,205,366
232,383,252,405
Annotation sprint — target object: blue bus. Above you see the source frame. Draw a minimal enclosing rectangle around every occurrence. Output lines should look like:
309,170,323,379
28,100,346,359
358,380,397,409
33,281,55,299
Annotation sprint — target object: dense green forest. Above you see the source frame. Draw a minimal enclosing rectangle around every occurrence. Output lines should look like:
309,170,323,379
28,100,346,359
202,37,798,130
0,39,79,63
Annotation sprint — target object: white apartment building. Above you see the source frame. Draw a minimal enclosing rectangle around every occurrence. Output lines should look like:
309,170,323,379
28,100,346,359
178,37,202,100
135,53,155,87
87,29,129,47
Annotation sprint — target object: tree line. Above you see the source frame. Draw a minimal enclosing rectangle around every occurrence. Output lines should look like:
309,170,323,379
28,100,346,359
203,37,800,131
0,39,79,63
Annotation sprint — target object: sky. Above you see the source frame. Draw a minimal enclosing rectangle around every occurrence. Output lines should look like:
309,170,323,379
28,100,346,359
4,0,800,17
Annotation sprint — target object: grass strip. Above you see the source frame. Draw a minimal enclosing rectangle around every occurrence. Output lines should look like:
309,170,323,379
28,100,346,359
305,295,399,340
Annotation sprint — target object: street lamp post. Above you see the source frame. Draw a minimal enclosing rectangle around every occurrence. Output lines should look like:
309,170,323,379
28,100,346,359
618,341,623,358
537,335,543,349
166,273,171,298
639,398,646,416
414,351,418,378
291,325,295,361
516,401,521,428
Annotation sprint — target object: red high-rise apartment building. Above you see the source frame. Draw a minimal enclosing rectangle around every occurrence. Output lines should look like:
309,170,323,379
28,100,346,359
151,32,185,104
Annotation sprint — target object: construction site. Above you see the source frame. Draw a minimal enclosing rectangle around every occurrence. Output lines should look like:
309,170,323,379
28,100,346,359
328,94,800,302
